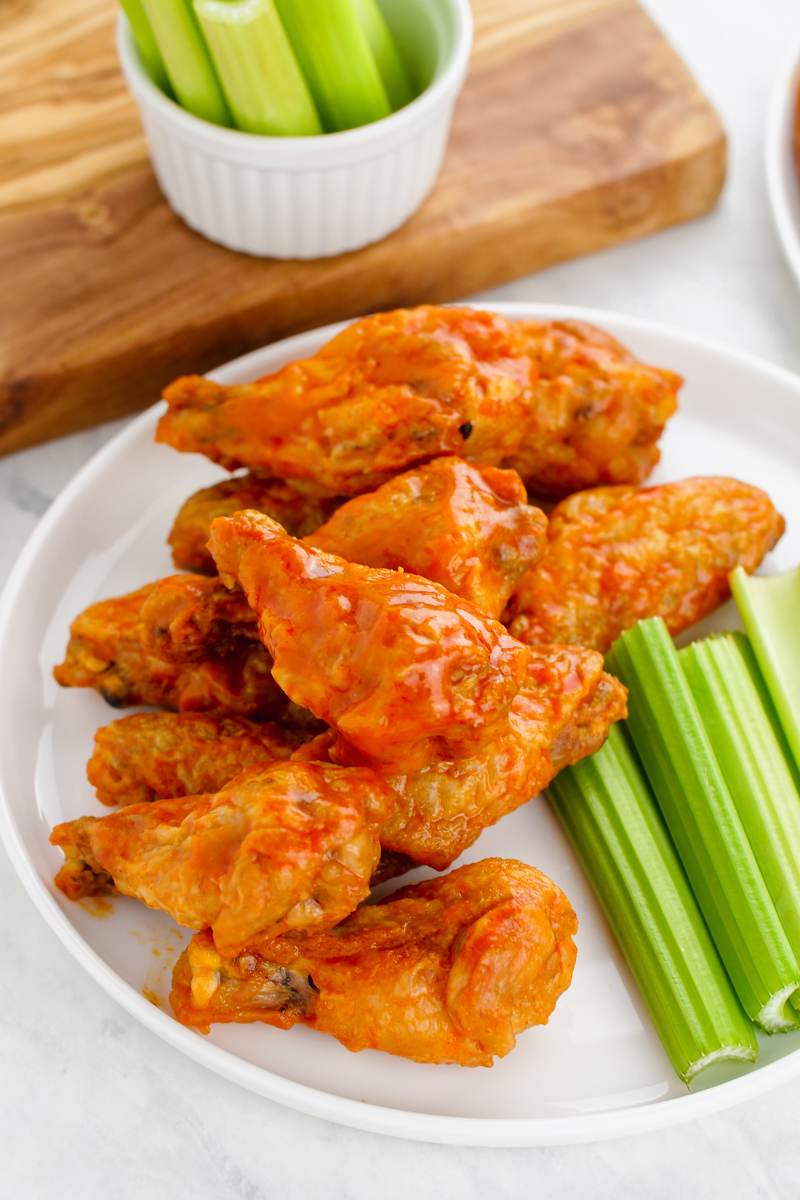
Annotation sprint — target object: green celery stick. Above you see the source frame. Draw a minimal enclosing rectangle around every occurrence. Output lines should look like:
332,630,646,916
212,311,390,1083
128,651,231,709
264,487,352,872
548,725,757,1083
274,0,391,132
607,618,800,1032
121,0,173,94
194,0,322,135
731,565,800,773
141,0,232,125
352,0,414,111
680,634,800,966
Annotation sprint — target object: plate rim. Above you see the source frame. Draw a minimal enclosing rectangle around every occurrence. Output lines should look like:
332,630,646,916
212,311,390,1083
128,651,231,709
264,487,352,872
3,302,800,1146
765,28,800,290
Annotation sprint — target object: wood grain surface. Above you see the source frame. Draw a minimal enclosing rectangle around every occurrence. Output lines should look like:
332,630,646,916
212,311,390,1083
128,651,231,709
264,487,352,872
0,0,726,456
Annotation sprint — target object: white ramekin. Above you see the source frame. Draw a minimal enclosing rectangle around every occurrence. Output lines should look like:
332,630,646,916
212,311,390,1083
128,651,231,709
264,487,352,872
117,0,472,258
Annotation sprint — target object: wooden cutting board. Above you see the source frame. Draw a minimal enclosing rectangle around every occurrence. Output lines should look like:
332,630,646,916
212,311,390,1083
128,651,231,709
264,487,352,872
0,0,725,457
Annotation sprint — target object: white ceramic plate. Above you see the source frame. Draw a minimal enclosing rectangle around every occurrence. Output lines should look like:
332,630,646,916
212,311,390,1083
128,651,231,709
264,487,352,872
766,31,800,289
3,303,800,1147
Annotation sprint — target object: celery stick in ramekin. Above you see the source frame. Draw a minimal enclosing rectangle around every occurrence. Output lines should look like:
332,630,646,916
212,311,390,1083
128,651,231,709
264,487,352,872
194,0,322,136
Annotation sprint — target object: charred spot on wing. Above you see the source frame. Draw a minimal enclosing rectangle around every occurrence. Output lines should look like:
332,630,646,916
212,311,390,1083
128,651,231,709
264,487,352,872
307,974,320,993
459,422,473,440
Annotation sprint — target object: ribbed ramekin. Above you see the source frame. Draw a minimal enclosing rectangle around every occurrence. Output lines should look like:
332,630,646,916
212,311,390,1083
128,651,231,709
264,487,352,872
117,0,472,259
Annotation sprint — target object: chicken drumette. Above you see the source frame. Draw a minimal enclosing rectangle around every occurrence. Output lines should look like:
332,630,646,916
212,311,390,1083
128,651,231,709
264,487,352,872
208,510,529,773
51,760,393,954
170,858,578,1066
506,476,785,654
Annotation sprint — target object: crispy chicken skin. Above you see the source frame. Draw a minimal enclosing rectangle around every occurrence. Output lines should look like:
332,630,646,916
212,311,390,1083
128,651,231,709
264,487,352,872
53,574,284,717
170,858,578,1066
169,473,343,574
305,457,547,619
156,307,535,497
208,510,529,773
51,761,393,954
502,320,681,497
506,477,786,654
87,711,315,807
297,647,627,870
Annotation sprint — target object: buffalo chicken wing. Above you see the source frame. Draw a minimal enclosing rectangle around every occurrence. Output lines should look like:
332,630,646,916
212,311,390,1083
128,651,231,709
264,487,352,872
506,477,785,654
156,307,680,500
305,457,547,619
208,510,529,772
53,573,284,717
51,760,393,954
170,858,578,1066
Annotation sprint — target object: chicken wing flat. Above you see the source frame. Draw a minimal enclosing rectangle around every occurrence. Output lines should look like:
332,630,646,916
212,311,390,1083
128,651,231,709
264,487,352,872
169,473,343,574
88,711,317,806
298,646,627,870
170,858,578,1066
51,760,393,954
156,307,534,496
53,573,283,717
305,457,547,619
208,510,529,773
157,307,680,500
506,477,785,654
502,320,681,497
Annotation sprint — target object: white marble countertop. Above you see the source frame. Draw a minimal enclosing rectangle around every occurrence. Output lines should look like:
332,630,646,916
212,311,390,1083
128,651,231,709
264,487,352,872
4,0,800,1193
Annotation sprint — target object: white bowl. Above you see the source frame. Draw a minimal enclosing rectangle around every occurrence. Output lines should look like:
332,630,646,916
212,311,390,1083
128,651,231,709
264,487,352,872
117,0,472,259
5,304,800,1145
765,31,800,288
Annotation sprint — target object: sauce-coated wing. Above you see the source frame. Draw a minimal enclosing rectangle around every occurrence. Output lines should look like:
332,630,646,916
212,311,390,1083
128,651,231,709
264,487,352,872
208,510,529,772
88,711,315,806
156,307,534,495
53,574,283,717
51,761,393,954
302,646,627,869
506,477,785,654
305,457,547,619
169,473,342,573
503,320,681,497
170,858,578,1066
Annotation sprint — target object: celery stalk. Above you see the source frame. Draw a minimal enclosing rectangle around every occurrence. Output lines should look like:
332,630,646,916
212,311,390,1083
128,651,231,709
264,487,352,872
194,0,322,135
120,0,173,95
607,618,800,1032
548,725,758,1083
680,634,800,968
141,0,232,126
731,565,800,773
352,0,414,111
274,0,391,132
